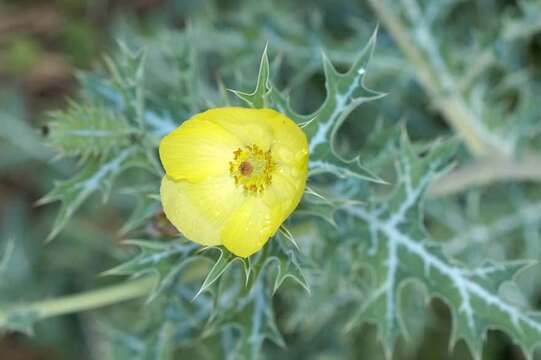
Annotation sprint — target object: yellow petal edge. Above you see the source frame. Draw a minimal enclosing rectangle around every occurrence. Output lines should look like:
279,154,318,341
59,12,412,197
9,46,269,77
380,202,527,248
159,107,308,257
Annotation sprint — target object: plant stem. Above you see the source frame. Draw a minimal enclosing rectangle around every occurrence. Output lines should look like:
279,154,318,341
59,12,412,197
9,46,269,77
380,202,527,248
366,0,501,157
0,278,154,325
428,152,541,197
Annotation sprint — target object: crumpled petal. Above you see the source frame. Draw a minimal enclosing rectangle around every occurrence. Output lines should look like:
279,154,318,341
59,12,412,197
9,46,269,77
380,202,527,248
261,169,305,222
205,107,274,150
161,175,243,246
221,197,280,258
159,117,241,182
263,110,309,167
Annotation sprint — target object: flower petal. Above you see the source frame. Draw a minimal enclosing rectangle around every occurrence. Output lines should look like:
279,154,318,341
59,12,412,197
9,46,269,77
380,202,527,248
204,107,274,150
159,117,241,182
221,197,280,258
264,110,309,167
262,169,305,220
161,175,243,246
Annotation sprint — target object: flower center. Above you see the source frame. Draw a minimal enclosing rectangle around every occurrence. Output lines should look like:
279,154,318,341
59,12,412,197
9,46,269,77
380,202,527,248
229,144,274,194
239,161,253,176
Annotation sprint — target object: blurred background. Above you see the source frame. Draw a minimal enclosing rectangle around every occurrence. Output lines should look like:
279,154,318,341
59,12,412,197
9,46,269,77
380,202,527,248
1,0,540,359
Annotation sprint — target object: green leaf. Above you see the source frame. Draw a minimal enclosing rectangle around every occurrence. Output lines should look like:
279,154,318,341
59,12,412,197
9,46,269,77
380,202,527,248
503,1,541,40
101,314,178,360
206,265,288,360
303,37,381,142
229,44,270,109
268,248,310,295
38,146,147,241
303,28,386,182
296,189,365,229
104,42,147,129
194,248,245,299
230,29,386,183
428,194,541,260
245,236,310,294
196,240,309,359
0,308,39,336
277,226,300,250
224,283,286,360
118,188,161,235
343,136,541,360
98,282,211,360
48,103,136,160
103,240,199,303
307,154,386,183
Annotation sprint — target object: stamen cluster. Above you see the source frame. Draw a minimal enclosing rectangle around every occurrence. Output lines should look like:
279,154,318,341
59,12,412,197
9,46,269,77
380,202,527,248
229,144,274,194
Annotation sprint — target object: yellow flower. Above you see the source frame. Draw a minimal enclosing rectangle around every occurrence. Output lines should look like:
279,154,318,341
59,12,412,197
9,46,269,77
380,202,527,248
159,107,308,257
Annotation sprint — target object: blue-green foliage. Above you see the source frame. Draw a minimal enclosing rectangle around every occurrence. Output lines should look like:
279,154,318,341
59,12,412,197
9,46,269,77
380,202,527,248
2,1,541,359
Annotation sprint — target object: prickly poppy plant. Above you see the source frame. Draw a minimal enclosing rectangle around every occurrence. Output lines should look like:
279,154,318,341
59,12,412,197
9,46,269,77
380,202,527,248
1,1,541,360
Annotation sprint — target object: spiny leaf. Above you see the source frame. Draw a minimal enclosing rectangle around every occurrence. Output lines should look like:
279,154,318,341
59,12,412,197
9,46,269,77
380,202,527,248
429,197,541,259
230,29,386,183
0,308,39,336
194,248,246,299
104,240,199,302
77,71,176,140
148,322,175,360
303,43,382,146
229,44,270,109
104,41,147,129
225,283,286,360
296,190,365,229
47,103,136,160
278,226,300,250
296,200,337,228
303,28,386,182
197,240,309,358
308,156,386,183
207,265,288,360
39,147,147,241
118,188,161,235
268,249,310,295
101,311,181,360
195,235,310,302
343,137,541,360
503,1,541,40
246,236,310,295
